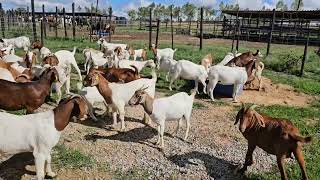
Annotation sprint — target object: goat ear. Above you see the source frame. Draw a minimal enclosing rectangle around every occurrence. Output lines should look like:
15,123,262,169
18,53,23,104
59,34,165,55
253,112,265,127
0,39,3,43
234,108,243,125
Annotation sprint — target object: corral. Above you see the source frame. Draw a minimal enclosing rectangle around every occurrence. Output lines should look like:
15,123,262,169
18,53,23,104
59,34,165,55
0,1,320,180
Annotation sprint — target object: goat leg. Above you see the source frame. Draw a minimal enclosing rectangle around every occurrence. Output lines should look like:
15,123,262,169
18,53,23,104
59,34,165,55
239,144,256,174
294,147,308,180
277,155,288,180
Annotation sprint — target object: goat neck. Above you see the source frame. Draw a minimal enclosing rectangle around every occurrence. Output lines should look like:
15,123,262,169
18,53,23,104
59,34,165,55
140,93,154,115
95,74,113,104
53,98,78,131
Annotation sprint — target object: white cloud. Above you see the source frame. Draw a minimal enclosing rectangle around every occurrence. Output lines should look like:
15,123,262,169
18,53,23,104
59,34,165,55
303,0,320,10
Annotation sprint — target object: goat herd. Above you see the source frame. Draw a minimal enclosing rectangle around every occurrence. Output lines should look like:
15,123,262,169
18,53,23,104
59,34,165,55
0,36,312,180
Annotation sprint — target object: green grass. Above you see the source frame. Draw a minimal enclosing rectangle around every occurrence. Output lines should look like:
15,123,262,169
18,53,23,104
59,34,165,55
53,145,96,169
193,102,207,109
244,104,320,180
112,167,150,180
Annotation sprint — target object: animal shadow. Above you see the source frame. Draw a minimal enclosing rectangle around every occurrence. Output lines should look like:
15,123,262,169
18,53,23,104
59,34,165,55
0,152,54,180
168,151,245,180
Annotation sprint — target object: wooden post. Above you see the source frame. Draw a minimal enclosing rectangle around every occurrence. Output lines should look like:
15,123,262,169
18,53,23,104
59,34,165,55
26,6,29,28
63,8,67,39
42,4,46,38
300,31,310,77
236,17,241,51
7,10,10,31
72,3,76,40
148,7,152,50
55,6,58,38
231,12,239,52
155,19,160,47
89,8,93,42
0,3,4,38
170,7,173,49
222,16,226,37
200,7,203,50
266,9,276,56
31,0,36,41
40,20,44,45
98,16,102,41
108,7,112,43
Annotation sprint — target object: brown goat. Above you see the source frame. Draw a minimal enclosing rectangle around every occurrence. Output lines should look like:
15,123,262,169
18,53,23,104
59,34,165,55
87,66,140,83
43,54,59,66
31,40,43,50
0,67,59,113
235,105,311,180
0,60,33,82
226,50,261,67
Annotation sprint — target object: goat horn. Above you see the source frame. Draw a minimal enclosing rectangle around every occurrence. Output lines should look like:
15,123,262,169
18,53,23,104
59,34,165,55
249,104,258,110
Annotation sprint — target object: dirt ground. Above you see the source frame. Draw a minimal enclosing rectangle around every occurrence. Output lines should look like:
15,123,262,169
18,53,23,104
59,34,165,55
0,75,316,180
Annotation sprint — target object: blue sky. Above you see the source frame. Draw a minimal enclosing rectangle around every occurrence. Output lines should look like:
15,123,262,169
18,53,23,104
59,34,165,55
2,0,320,17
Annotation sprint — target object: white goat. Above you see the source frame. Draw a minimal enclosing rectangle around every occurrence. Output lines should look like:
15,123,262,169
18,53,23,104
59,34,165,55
158,57,177,81
0,36,30,51
118,59,155,73
207,65,247,102
86,52,112,74
85,69,157,130
54,47,82,82
39,46,52,59
152,44,177,68
97,38,127,51
169,60,208,94
218,52,242,66
0,68,15,82
83,48,104,72
128,88,196,148
0,95,93,180
79,86,106,120
1,44,15,55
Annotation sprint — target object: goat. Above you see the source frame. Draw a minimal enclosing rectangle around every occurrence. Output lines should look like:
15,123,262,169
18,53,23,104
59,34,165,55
88,66,140,83
0,67,59,113
42,54,59,66
83,69,157,130
0,36,30,51
97,38,127,51
0,94,94,180
129,88,196,148
151,44,177,67
218,52,242,66
86,52,113,74
0,68,15,82
235,104,311,180
83,48,105,72
169,60,208,94
157,57,177,82
31,40,52,59
118,59,155,73
201,53,213,72
1,44,15,55
207,65,247,102
127,47,148,61
226,50,263,67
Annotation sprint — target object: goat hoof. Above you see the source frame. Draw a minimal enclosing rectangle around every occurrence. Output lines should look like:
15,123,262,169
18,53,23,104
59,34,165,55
47,172,57,178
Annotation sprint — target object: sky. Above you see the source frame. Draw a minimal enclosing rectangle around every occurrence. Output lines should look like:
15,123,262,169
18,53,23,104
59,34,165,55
2,0,320,17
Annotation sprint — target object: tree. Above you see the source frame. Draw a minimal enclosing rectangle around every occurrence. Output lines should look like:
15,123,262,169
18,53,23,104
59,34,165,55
128,10,137,20
291,0,303,10
77,5,82,12
276,0,286,10
182,2,196,32
173,6,181,21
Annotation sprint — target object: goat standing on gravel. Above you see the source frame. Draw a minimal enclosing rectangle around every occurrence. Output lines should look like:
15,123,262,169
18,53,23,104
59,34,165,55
234,104,311,180
129,88,196,148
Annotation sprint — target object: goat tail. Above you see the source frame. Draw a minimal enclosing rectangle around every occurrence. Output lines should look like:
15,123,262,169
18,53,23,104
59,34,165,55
259,61,265,71
72,47,77,56
291,134,312,144
174,48,178,52
190,88,197,99
130,65,139,76
253,49,260,56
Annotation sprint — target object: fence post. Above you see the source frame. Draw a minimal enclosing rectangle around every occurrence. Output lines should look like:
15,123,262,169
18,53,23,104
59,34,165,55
63,8,67,39
89,9,93,42
108,7,112,43
236,17,241,51
170,7,173,49
155,19,160,47
7,10,10,31
31,0,36,41
148,7,152,50
72,3,75,40
266,9,276,56
26,6,29,28
42,4,46,38
300,30,310,77
222,16,226,38
55,7,58,38
40,20,44,45
200,7,203,50
231,11,239,52
0,3,4,38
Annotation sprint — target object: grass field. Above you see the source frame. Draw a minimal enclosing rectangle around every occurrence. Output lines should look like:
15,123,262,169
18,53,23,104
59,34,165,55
11,35,320,179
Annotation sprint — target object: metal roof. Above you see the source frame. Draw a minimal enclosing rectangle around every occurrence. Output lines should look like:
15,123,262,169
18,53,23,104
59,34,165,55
222,10,320,20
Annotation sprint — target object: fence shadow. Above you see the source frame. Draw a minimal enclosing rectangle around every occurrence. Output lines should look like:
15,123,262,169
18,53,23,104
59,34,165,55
167,151,244,179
